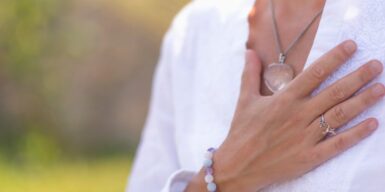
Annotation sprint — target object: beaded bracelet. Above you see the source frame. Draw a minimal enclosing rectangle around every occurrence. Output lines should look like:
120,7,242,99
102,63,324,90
203,147,217,192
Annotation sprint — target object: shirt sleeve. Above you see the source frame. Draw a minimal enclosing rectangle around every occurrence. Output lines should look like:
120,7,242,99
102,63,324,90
126,3,198,192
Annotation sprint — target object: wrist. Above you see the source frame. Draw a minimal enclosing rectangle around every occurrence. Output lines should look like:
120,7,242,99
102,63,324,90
212,143,267,192
186,147,220,192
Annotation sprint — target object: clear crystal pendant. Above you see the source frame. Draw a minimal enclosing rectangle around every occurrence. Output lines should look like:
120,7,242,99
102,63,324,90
264,0,323,94
263,54,295,93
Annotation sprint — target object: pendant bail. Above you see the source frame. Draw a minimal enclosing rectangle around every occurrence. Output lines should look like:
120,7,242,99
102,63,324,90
279,53,286,64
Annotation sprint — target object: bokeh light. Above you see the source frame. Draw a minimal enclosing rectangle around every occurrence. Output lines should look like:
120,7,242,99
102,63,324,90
0,0,188,191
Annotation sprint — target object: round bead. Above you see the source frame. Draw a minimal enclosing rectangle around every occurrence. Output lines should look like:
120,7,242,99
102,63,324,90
203,147,217,191
203,159,213,168
205,174,214,183
207,182,217,192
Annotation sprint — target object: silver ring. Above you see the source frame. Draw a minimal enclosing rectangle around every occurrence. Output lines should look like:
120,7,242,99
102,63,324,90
320,114,336,136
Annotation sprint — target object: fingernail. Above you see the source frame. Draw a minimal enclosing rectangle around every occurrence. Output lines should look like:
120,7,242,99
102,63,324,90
372,84,385,97
369,60,383,74
343,40,357,53
368,120,378,131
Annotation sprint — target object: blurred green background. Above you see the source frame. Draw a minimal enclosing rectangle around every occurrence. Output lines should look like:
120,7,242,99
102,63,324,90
0,0,188,191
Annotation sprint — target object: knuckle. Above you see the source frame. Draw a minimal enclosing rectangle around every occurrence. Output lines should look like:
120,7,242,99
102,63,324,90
332,106,347,124
360,88,377,106
247,7,256,24
309,65,326,81
246,40,253,49
334,47,350,63
334,136,348,151
363,93,375,106
359,66,372,83
329,85,346,101
282,85,298,97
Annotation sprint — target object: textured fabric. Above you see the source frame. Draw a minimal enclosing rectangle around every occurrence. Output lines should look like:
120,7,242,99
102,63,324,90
127,0,385,191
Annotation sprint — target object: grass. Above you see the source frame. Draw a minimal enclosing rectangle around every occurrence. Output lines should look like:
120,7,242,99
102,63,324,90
0,157,131,192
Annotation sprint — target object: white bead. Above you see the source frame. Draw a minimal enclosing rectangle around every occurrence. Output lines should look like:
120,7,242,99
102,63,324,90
205,174,214,183
203,159,213,168
207,182,217,192
204,151,213,159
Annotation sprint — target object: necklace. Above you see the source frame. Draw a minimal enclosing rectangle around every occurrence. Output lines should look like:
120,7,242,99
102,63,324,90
263,0,324,93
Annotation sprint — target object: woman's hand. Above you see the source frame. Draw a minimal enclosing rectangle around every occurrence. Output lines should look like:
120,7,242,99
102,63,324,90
185,40,384,191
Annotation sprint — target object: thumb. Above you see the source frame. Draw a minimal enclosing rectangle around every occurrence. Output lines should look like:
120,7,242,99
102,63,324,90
240,49,262,98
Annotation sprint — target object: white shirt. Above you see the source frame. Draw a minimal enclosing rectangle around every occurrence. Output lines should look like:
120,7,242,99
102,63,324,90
127,0,385,191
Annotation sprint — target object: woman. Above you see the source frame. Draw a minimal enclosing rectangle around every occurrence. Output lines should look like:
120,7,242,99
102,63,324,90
128,0,385,191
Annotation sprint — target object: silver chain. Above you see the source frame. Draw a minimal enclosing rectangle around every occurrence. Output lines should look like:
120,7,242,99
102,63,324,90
270,0,324,63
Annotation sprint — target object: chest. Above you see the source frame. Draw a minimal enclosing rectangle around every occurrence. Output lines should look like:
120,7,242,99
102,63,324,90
247,1,323,95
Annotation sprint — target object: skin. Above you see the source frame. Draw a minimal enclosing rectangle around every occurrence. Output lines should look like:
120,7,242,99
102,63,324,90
247,0,326,95
185,0,385,191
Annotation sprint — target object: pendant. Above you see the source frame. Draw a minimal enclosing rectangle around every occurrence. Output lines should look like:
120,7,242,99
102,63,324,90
263,62,294,93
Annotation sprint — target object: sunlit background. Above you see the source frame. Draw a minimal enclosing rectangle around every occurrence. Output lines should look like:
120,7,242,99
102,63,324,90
0,0,188,191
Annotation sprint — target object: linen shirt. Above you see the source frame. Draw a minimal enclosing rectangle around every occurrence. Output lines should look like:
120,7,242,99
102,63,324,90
127,0,385,191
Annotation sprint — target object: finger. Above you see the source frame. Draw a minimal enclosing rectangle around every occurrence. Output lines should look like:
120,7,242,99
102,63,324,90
310,118,378,167
240,49,263,98
287,40,357,97
307,83,385,142
307,60,383,117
